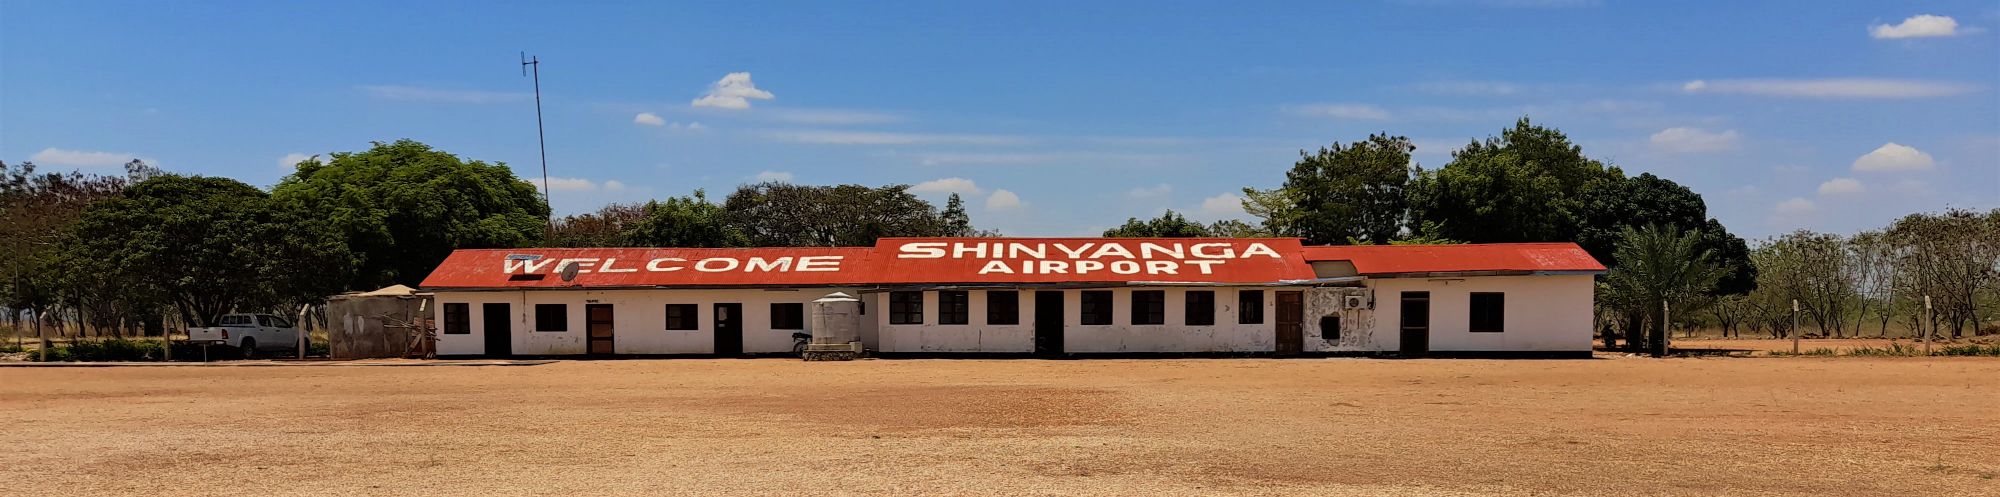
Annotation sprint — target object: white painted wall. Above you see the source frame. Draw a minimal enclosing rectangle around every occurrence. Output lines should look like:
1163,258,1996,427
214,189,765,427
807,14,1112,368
1331,275,1595,353
431,288,879,356
875,287,1279,353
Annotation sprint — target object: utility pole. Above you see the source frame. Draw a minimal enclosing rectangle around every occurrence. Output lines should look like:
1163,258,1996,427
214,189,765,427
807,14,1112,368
522,52,552,230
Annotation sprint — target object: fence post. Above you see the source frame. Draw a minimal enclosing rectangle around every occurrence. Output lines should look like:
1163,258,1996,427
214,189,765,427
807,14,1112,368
1790,299,1799,355
1922,295,1932,356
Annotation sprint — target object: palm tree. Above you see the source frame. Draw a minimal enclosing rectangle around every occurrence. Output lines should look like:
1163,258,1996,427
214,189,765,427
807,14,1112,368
1604,224,1726,356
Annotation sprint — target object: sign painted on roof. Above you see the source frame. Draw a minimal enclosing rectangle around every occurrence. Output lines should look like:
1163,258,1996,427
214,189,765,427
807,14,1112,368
882,238,1307,282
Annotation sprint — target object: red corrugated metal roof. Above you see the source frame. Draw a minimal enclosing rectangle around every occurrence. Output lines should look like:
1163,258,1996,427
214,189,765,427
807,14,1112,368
418,239,1602,289
1298,242,1605,275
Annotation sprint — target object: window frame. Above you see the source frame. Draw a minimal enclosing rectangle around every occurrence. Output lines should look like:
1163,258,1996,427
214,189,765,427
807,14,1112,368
1320,315,1341,340
533,304,568,332
1469,292,1505,333
1131,290,1165,325
985,291,1020,325
889,291,924,325
664,304,699,331
442,303,470,335
938,291,970,325
1184,290,1215,326
1238,290,1265,324
770,302,806,330
1080,291,1114,326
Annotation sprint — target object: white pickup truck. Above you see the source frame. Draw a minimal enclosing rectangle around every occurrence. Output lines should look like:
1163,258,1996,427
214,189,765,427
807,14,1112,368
187,313,304,358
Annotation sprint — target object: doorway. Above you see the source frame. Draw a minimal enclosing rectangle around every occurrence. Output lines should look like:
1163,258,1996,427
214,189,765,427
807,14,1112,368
481,303,511,357
1033,291,1064,355
586,304,615,355
1399,291,1430,356
714,303,743,355
1276,291,1304,354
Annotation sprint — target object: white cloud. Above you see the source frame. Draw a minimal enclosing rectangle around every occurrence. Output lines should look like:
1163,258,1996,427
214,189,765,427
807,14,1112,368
358,85,528,104
1199,193,1247,218
670,121,706,131
29,147,148,167
768,130,1026,146
1774,197,1817,216
1870,14,1960,39
1409,81,1521,96
1288,103,1391,120
754,171,794,182
1126,183,1173,199
1852,142,1935,172
985,189,1023,210
278,152,322,169
910,177,984,196
1816,177,1864,196
602,180,627,191
1679,78,1975,99
633,112,666,126
544,177,599,192
767,109,902,125
1889,179,1932,195
691,72,774,109
1648,127,1741,153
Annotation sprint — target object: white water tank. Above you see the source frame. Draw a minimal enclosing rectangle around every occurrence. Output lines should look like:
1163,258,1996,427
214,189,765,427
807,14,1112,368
810,292,863,345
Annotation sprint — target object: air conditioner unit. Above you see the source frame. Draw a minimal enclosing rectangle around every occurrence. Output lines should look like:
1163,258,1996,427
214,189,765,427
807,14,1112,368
1342,295,1369,310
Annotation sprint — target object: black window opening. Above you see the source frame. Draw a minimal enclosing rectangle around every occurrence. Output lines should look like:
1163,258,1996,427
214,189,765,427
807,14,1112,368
1080,291,1114,325
1132,290,1165,325
1238,290,1265,324
1470,292,1505,333
986,291,1019,325
1184,291,1215,326
664,304,699,330
889,291,924,325
443,303,470,335
939,291,970,325
534,304,568,332
771,303,805,330
1320,315,1341,340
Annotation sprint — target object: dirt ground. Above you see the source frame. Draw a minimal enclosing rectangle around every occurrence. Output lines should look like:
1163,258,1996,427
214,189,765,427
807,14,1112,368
2,356,1996,497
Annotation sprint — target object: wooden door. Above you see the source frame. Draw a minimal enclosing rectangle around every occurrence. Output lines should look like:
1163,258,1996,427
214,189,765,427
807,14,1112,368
1399,291,1430,356
481,303,512,356
713,303,743,355
586,304,614,355
1034,291,1065,355
1275,291,1304,354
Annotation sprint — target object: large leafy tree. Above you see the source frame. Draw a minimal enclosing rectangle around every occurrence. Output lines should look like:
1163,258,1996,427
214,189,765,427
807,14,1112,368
59,175,349,327
1264,133,1413,244
1,160,149,333
1103,210,1214,237
1407,118,1613,244
1601,224,1724,356
723,182,951,246
626,190,750,247
271,140,549,289
548,203,650,248
1575,172,1755,294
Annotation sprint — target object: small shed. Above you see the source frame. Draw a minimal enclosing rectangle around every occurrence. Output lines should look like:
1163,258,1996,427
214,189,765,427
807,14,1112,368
325,285,433,359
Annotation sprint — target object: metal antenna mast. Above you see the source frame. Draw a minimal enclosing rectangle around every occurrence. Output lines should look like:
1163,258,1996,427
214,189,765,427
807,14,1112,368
521,52,551,227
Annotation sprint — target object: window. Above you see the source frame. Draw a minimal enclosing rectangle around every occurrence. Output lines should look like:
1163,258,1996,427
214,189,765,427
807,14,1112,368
443,303,470,334
1080,291,1114,325
1238,290,1265,324
771,303,805,330
1320,315,1341,340
986,291,1019,325
1470,292,1505,333
889,291,923,325
1184,291,1215,326
664,304,698,330
1132,291,1165,325
534,304,568,332
938,291,969,325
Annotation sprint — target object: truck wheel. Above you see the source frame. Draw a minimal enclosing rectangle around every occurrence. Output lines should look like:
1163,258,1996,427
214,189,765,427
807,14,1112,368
239,338,257,359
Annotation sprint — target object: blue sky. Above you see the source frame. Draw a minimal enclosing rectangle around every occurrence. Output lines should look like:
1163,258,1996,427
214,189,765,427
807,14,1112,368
4,1,1996,239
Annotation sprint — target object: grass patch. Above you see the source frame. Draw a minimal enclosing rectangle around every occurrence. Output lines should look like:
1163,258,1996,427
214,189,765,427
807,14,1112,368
1770,341,2000,357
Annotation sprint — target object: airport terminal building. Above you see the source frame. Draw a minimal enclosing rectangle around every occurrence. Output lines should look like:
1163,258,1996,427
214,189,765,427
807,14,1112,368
418,238,1605,357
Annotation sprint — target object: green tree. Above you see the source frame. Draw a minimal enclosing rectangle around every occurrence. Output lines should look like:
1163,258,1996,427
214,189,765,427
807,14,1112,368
1575,172,1755,294
59,176,349,327
1103,210,1214,237
941,193,974,237
626,190,750,247
271,140,549,289
1407,118,1614,244
1,160,150,336
1601,224,1725,356
723,182,951,246
547,203,649,248
1266,133,1413,244
1205,219,1271,238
